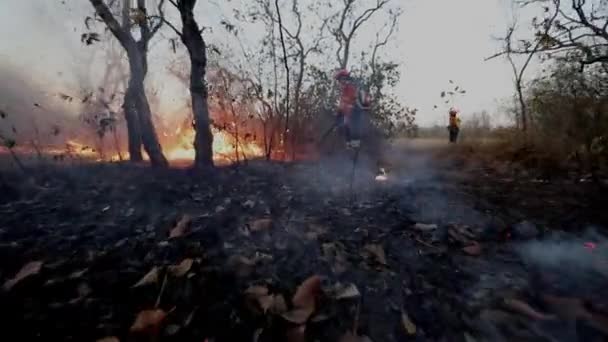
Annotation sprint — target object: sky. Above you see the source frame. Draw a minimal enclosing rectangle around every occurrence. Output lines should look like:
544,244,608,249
0,0,538,127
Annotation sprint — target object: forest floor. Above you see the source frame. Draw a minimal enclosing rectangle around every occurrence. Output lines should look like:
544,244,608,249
0,138,607,342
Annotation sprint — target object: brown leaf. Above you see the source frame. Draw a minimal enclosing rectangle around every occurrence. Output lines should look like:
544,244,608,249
401,311,417,335
281,307,315,324
292,275,322,311
271,294,288,314
364,244,387,265
130,309,167,334
258,295,275,313
540,295,592,321
339,332,373,342
244,285,269,297
132,267,160,288
96,337,119,342
334,283,361,299
168,259,193,277
3,261,43,291
462,242,482,256
169,214,191,238
503,298,555,321
250,218,273,232
96,337,120,342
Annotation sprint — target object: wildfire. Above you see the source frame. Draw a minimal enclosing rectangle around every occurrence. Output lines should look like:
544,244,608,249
163,126,264,164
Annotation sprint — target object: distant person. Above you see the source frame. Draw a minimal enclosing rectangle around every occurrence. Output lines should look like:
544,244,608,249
334,69,371,149
448,107,461,143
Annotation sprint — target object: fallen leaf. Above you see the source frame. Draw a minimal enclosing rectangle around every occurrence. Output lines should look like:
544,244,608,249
169,214,191,238
244,285,269,297
334,283,361,299
503,298,555,321
292,275,322,311
250,218,273,232
271,294,288,314
364,244,387,265
3,261,43,291
132,267,160,287
130,309,167,334
338,332,373,342
258,295,275,313
282,307,314,324
243,199,255,208
414,223,438,231
69,268,88,279
168,259,193,277
462,242,482,256
540,294,592,320
253,328,263,342
96,337,120,342
401,311,417,335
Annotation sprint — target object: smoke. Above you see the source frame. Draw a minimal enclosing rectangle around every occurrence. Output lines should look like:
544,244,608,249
0,62,82,146
516,228,608,296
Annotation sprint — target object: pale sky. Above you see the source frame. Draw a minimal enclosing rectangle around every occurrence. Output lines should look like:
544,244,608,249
0,0,537,127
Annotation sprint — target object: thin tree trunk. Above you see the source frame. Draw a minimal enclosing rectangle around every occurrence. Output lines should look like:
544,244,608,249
178,0,214,169
122,89,143,161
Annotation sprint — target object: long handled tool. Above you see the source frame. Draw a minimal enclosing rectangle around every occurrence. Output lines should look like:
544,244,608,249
348,145,360,203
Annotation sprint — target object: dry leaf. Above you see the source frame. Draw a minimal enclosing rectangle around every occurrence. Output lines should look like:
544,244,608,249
271,294,288,314
168,259,193,277
292,275,321,311
3,261,43,291
503,298,555,321
540,295,592,320
96,337,120,342
253,328,263,342
339,332,373,342
169,214,191,238
282,307,314,324
364,244,387,265
462,242,482,256
401,311,417,335
250,218,273,232
132,267,160,287
335,283,361,299
414,223,438,231
245,285,269,297
130,309,167,334
258,295,275,313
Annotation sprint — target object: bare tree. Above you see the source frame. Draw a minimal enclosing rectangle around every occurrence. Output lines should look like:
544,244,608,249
328,0,391,69
487,3,559,132
160,0,214,169
489,0,608,68
89,0,168,167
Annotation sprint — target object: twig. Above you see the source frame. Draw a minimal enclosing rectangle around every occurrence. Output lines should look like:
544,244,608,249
155,272,168,308
415,238,441,250
349,147,360,204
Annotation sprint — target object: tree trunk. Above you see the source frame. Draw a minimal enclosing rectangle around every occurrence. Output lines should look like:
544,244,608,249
516,83,528,132
178,0,214,169
127,48,168,167
122,88,143,161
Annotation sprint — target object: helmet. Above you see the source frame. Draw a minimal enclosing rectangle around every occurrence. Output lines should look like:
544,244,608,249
449,107,459,115
334,69,350,80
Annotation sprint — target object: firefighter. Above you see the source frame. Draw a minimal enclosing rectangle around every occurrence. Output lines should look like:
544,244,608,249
334,69,371,149
448,107,461,143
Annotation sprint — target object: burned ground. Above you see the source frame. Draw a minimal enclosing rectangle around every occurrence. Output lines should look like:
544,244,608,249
0,143,607,342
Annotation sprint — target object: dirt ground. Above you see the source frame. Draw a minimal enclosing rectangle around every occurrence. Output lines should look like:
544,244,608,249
0,139,607,342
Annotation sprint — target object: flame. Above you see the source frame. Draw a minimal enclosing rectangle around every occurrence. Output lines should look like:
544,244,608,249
161,126,264,164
